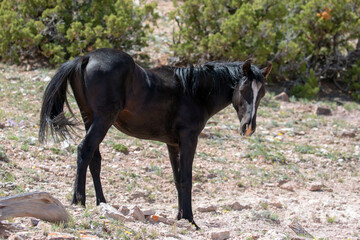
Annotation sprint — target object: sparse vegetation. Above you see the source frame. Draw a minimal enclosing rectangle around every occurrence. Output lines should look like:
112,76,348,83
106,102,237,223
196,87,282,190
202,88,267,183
113,143,129,154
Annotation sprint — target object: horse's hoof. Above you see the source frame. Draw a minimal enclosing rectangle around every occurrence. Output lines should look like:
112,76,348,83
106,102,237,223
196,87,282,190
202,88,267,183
96,198,106,206
190,220,201,230
72,194,86,206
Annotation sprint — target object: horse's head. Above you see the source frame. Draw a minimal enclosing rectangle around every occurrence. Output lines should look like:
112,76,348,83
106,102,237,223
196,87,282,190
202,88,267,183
232,60,272,136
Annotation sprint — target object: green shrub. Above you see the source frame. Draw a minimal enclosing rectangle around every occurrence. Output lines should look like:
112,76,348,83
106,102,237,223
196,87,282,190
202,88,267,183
345,60,360,101
171,0,360,100
0,0,158,65
113,143,129,154
290,69,320,99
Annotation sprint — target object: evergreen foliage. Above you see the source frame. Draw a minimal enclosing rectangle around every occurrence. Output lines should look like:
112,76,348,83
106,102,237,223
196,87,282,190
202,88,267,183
0,0,158,65
171,0,360,99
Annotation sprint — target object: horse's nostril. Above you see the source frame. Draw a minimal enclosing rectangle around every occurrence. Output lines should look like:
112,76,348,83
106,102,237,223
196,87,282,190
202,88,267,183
241,123,248,134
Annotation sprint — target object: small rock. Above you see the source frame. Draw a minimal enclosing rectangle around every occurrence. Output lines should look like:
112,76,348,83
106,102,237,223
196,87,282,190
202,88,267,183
142,208,156,216
309,183,323,191
79,234,100,240
32,75,42,81
119,206,130,215
270,201,283,209
47,232,75,240
111,204,120,209
277,179,289,186
294,131,305,136
129,191,146,200
274,92,290,102
130,206,145,222
43,76,51,82
341,131,356,138
99,203,132,222
197,205,217,212
149,214,174,225
280,181,296,192
210,230,230,240
207,173,217,179
315,106,331,116
30,218,40,227
230,202,250,211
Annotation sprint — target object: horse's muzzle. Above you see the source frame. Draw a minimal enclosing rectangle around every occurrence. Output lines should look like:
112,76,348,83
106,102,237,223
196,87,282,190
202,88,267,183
241,123,255,136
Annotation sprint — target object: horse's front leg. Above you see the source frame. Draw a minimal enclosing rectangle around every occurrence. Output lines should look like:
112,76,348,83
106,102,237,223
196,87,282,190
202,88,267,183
167,144,182,220
179,132,199,229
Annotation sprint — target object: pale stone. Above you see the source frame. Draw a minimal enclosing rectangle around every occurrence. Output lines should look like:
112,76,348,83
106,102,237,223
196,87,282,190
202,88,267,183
309,183,323,191
270,202,283,209
119,206,130,216
280,181,296,192
149,214,174,225
210,230,230,240
142,208,156,216
99,203,132,222
274,92,290,102
47,232,75,240
197,205,217,212
130,206,145,222
341,131,356,138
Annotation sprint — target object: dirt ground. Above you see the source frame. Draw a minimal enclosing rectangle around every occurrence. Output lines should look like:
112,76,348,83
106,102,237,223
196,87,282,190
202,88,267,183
1,1,360,240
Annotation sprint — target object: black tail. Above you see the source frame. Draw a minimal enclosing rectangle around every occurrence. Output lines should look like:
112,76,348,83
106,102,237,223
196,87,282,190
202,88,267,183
39,56,89,143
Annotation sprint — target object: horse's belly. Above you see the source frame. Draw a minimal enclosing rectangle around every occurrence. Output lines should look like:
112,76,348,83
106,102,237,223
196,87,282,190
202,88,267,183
113,110,177,144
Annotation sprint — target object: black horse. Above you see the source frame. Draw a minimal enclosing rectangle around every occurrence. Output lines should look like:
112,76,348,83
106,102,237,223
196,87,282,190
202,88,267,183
39,48,272,228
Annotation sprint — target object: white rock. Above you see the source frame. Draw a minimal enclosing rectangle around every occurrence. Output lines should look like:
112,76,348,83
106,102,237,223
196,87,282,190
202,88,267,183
142,208,156,216
46,232,75,240
99,203,132,222
43,76,51,82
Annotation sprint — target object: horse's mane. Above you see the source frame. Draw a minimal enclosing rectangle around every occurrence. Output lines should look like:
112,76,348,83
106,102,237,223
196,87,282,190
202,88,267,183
174,62,244,97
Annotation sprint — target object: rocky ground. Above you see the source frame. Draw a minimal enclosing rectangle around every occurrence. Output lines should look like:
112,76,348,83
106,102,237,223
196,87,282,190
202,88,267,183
1,1,360,240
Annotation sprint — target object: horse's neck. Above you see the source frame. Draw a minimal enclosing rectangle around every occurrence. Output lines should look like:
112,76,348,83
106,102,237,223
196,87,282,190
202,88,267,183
202,83,234,118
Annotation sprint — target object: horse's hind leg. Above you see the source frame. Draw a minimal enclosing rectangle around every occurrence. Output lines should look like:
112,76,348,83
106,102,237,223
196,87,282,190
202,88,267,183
90,148,106,205
72,113,117,206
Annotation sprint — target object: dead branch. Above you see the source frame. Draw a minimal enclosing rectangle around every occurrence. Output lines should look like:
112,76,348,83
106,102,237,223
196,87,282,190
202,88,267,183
0,192,69,223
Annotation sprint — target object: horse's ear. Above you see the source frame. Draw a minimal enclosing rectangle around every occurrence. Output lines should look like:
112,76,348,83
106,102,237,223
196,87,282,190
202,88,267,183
261,62,272,80
242,59,252,76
